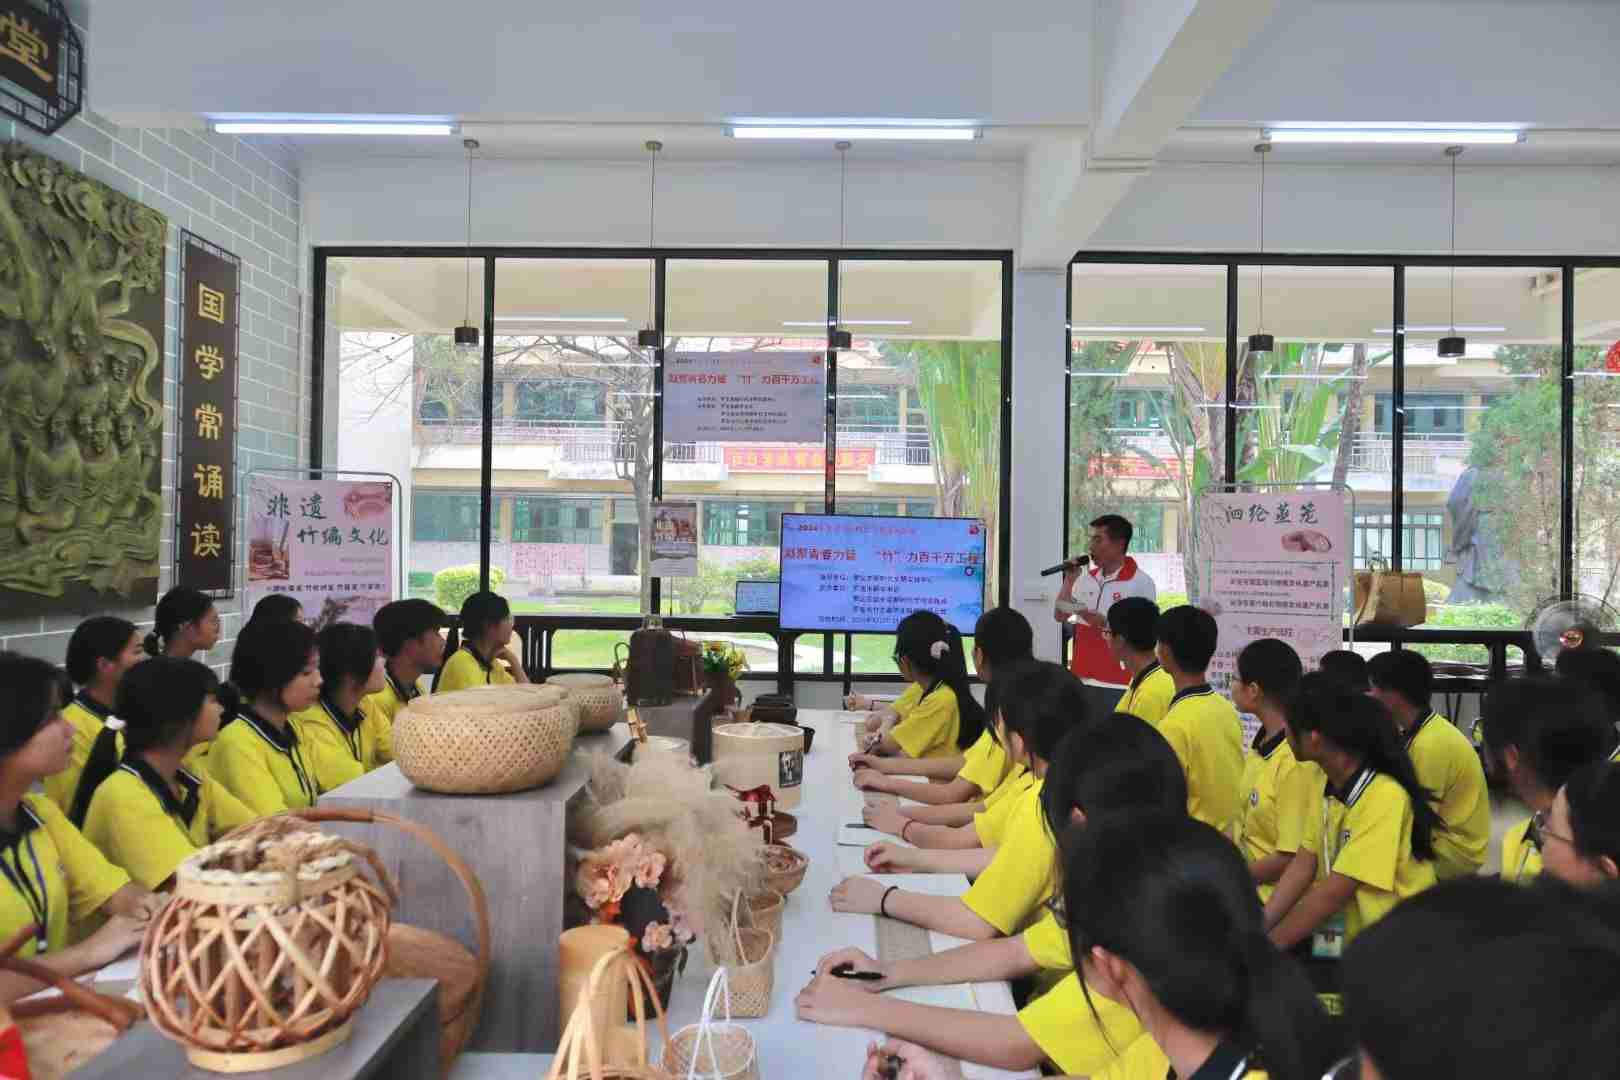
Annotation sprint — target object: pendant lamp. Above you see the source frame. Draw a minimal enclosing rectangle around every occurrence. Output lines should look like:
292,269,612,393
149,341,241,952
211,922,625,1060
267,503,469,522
830,140,853,350
637,140,663,350
1246,142,1273,356
1437,146,1466,359
454,138,481,354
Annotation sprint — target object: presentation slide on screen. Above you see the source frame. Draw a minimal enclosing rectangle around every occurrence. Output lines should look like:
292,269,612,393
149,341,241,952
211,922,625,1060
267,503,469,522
778,514,986,634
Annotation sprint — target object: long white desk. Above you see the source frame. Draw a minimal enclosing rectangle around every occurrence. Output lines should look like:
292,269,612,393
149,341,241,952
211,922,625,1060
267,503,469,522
655,709,1038,1080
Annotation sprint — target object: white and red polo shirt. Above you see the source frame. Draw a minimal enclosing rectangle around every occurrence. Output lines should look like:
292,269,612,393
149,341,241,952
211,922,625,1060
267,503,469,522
1064,556,1157,686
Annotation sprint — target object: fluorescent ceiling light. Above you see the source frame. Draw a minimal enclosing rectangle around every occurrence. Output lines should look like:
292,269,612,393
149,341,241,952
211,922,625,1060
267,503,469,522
1373,326,1507,334
211,120,455,136
731,125,977,141
782,320,912,327
502,316,629,323
1073,325,1206,334
1267,128,1522,145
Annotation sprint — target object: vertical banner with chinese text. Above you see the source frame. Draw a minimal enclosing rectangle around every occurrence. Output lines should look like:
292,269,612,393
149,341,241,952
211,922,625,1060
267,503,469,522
175,233,239,592
1197,487,1349,740
246,475,395,630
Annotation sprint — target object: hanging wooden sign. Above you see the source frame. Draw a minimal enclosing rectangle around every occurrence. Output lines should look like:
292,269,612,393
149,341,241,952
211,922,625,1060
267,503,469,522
0,0,82,136
175,232,241,594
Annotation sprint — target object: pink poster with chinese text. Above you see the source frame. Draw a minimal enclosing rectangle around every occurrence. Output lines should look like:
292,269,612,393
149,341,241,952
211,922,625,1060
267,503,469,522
246,476,395,630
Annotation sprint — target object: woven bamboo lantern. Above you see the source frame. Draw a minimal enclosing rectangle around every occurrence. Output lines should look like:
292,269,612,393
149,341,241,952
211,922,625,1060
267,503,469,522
138,829,396,1072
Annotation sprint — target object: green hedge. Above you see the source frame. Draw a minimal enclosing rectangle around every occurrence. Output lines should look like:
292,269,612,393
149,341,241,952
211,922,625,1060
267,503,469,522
434,564,507,613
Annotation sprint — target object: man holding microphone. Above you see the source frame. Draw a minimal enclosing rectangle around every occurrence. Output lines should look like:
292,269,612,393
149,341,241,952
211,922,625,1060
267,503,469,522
1053,514,1157,712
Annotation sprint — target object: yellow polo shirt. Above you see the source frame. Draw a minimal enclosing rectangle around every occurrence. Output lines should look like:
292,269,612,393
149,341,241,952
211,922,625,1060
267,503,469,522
42,695,123,814
291,695,390,788
1117,662,1175,729
974,769,1036,847
889,683,961,760
1021,910,1071,970
81,763,257,890
208,712,320,816
1,796,129,957
1096,1036,1267,1080
963,779,1053,935
890,683,924,718
1017,973,1140,1076
1239,727,1309,900
434,646,517,694
361,669,423,764
1302,768,1440,942
956,729,1014,797
1501,816,1542,884
1157,685,1245,835
1404,712,1491,879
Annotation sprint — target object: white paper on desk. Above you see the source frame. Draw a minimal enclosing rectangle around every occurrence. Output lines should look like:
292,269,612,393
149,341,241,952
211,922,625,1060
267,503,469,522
838,824,889,847
836,711,871,725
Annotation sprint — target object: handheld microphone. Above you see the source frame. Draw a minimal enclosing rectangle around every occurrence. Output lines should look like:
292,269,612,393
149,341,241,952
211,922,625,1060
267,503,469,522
1040,555,1090,577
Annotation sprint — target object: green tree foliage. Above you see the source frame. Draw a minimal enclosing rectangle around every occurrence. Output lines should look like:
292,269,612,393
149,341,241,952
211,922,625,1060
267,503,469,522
434,564,507,612
668,555,779,614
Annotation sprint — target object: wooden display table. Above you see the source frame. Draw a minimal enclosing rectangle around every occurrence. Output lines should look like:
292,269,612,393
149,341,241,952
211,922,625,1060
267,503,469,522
76,979,440,1080
321,728,630,1053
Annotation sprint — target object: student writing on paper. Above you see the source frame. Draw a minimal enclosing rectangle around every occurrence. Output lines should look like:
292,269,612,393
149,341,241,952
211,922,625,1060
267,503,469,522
852,611,983,762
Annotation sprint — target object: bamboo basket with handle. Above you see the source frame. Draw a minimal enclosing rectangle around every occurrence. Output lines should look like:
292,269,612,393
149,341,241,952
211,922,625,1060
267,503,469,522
661,968,760,1080
702,891,774,1018
1,922,144,1080
223,807,493,1074
547,945,672,1080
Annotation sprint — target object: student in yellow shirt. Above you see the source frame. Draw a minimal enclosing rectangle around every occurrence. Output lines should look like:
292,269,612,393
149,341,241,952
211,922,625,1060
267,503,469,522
72,658,256,890
291,622,391,789
143,586,222,661
0,653,162,1001
801,715,1187,1076
1154,606,1245,834
855,613,983,764
41,616,146,812
851,607,1032,804
1479,677,1610,884
828,661,1079,940
1265,676,1441,959
1315,650,1369,694
1231,638,1317,899
1342,878,1620,1080
1368,650,1490,879
1106,597,1175,727
364,598,449,759
433,591,530,693
209,619,324,815
1540,759,1620,887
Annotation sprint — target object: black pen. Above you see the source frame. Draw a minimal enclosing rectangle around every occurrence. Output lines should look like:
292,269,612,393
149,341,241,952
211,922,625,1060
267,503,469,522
814,964,884,981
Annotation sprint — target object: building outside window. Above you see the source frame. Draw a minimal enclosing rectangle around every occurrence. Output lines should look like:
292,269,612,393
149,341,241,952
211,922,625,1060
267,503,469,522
413,492,481,542
703,500,793,548
1353,510,1445,571
512,496,604,545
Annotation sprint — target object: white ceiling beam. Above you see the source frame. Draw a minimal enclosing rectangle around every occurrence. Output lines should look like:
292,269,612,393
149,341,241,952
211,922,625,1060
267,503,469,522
1019,0,1286,269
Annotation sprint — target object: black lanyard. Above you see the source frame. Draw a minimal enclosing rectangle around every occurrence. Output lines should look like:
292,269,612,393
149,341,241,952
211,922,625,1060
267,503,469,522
241,710,316,801
120,759,201,828
385,666,419,706
0,808,50,953
319,696,364,763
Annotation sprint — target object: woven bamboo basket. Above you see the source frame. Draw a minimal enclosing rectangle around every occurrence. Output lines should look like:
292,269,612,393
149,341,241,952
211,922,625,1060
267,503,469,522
702,892,774,1019
225,808,493,1074
661,969,760,1080
742,889,784,945
1,923,143,1080
139,829,395,1071
547,672,623,733
547,945,673,1080
396,683,579,794
760,845,808,897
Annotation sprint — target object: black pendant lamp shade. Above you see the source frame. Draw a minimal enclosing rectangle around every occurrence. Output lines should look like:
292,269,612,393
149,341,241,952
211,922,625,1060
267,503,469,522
1437,335,1466,359
1248,142,1273,357
455,137,480,354
1441,146,1466,360
1246,333,1275,355
454,324,480,351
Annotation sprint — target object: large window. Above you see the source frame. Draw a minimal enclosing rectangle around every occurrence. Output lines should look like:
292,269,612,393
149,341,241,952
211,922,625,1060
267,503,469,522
1574,273,1620,611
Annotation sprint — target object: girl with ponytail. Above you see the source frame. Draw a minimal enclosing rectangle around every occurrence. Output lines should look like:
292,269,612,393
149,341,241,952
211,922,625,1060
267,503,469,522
73,659,256,889
860,611,985,761
1264,673,1442,958
144,586,221,660
41,616,144,813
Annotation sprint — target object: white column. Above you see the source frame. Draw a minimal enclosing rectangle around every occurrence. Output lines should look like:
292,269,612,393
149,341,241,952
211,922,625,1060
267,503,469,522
1009,269,1069,662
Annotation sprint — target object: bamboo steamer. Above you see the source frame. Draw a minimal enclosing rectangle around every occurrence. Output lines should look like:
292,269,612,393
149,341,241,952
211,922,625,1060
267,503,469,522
396,684,579,794
711,722,806,809
546,673,623,733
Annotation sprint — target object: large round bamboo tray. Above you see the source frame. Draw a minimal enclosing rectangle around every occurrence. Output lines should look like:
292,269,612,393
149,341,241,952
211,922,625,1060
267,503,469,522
396,683,578,794
224,808,493,1074
139,829,395,1072
547,946,672,1080
2,923,143,1080
546,672,622,733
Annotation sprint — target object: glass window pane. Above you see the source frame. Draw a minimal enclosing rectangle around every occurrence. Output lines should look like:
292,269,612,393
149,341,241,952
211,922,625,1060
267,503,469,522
331,256,486,613
1407,266,1561,629
491,258,654,621
1573,273,1620,611
1068,263,1226,607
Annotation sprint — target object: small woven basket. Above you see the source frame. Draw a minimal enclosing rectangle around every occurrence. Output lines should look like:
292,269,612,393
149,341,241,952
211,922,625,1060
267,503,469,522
761,844,808,897
396,684,579,794
547,672,623,733
547,945,673,1080
139,829,396,1072
1,923,143,1080
661,969,760,1080
742,889,784,945
702,892,774,1019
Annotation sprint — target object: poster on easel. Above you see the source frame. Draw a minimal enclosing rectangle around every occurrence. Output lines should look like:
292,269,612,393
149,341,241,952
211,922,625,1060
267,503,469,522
245,474,396,630
1197,486,1350,742
649,500,698,578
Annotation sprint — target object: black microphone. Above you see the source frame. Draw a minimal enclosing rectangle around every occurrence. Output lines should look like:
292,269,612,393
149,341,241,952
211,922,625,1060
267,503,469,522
1040,555,1090,577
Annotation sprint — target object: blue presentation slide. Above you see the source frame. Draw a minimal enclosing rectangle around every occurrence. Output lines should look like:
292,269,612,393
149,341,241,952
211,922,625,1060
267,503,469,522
778,514,986,634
